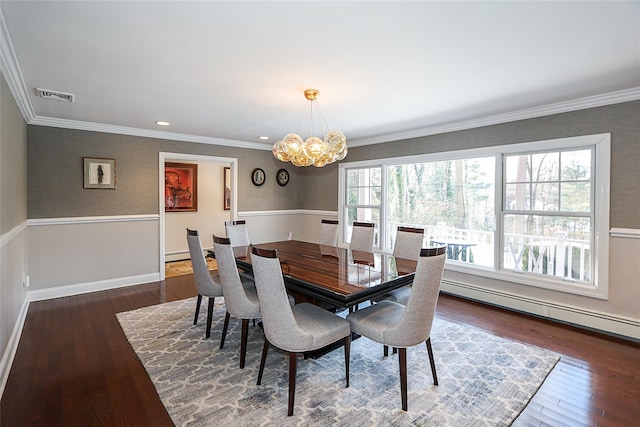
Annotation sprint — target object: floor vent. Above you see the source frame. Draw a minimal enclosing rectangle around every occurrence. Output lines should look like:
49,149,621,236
37,88,75,103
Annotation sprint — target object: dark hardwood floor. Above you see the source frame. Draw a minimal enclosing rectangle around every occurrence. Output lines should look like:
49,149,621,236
1,274,638,426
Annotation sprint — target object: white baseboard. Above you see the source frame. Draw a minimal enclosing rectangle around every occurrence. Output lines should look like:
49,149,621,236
441,279,640,341
0,297,30,398
27,273,161,302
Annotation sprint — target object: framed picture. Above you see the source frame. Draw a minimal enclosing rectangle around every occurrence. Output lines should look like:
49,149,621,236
276,168,289,186
165,162,198,212
224,167,231,210
251,168,265,186
84,157,116,189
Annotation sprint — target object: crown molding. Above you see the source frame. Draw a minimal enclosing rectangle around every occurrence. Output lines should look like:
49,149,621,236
0,7,36,123
2,9,638,150
348,87,640,147
29,115,272,151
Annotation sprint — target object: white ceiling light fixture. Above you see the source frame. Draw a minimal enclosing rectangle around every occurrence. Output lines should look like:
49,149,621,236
156,121,170,126
272,89,347,167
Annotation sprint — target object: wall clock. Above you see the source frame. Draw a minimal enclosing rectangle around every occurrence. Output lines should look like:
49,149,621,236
251,168,265,186
276,168,289,186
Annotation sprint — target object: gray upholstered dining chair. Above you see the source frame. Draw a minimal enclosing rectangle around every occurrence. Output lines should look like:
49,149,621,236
213,235,260,369
347,245,446,411
251,246,351,416
392,226,425,260
186,228,224,339
318,219,339,246
384,226,426,305
349,221,375,252
225,220,250,247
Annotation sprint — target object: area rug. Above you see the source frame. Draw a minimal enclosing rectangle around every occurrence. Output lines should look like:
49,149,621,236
117,299,559,426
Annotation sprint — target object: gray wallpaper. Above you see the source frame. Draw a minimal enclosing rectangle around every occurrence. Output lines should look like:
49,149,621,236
1,73,27,233
302,101,640,229
27,127,304,218
27,101,639,228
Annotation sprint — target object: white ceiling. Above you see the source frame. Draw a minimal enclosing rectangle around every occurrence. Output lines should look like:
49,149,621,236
1,1,639,150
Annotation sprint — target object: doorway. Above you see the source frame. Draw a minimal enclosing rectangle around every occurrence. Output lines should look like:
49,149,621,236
159,152,238,280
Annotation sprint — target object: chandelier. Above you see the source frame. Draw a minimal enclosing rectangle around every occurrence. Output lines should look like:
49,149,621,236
272,89,347,167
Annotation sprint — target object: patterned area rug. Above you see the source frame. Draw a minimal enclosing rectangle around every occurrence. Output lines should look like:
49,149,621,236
117,299,559,426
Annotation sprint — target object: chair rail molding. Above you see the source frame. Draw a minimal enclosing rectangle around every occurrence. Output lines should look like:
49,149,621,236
27,214,159,227
610,228,640,239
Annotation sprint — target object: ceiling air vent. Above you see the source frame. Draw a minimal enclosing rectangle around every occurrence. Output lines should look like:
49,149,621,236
37,88,75,103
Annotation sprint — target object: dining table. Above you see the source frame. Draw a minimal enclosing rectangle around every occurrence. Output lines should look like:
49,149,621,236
233,240,418,310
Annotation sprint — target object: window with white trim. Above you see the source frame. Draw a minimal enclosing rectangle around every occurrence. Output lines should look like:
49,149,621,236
338,134,610,298
344,167,382,246
502,149,593,281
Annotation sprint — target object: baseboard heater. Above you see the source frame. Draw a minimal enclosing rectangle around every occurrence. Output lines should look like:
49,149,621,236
440,279,640,343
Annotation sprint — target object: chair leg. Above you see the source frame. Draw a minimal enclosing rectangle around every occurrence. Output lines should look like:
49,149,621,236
205,297,215,338
384,345,389,357
288,352,298,416
240,319,249,369
344,335,351,388
193,294,202,325
220,312,230,349
257,339,270,385
398,347,408,411
426,337,438,386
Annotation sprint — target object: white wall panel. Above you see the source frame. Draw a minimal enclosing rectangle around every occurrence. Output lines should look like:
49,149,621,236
27,216,159,290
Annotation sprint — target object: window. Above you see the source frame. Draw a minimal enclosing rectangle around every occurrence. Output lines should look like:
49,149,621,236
386,157,495,267
343,167,381,246
503,149,593,281
339,134,610,299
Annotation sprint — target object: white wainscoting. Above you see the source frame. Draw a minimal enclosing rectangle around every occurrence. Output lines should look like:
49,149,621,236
238,209,338,244
26,215,160,292
0,222,28,398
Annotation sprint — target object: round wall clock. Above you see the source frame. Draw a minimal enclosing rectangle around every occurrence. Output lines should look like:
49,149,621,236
251,168,265,186
276,168,289,186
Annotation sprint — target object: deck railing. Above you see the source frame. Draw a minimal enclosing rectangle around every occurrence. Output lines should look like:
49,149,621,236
387,222,591,282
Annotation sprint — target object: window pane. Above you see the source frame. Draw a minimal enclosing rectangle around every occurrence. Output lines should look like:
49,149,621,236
561,182,591,212
531,152,559,182
503,214,591,282
505,155,530,183
386,157,494,267
505,183,530,210
561,149,591,180
532,183,559,211
371,168,381,186
370,187,381,205
347,188,359,205
347,170,359,187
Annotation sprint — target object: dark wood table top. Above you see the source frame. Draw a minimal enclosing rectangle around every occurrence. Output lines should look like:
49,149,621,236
234,240,417,308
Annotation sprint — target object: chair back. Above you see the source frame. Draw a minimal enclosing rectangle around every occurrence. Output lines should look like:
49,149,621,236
225,220,249,247
385,246,446,346
213,235,258,317
186,229,222,297
349,221,375,252
318,219,339,246
250,247,314,349
392,226,425,261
